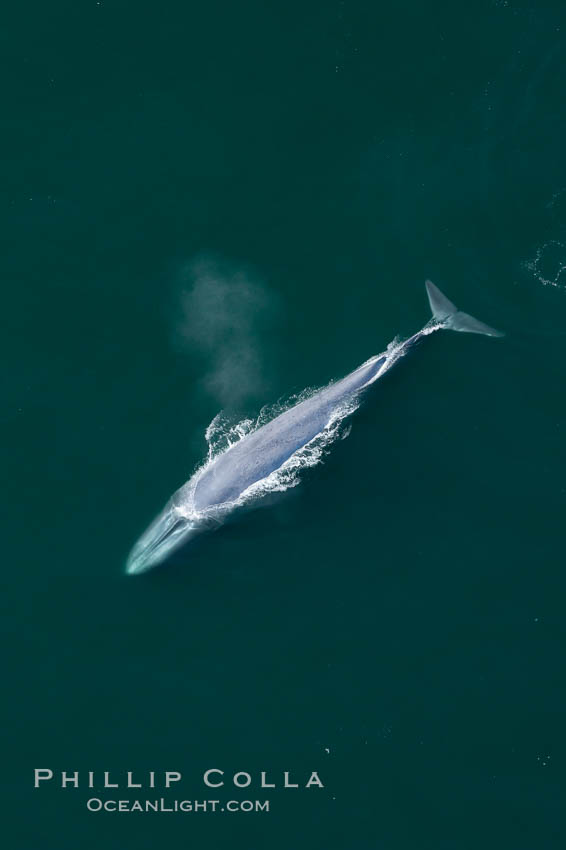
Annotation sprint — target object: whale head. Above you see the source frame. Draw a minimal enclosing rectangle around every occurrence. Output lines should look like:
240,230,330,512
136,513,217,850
126,501,199,575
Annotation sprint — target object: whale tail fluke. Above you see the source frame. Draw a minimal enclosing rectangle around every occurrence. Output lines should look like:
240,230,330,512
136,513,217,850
425,280,503,338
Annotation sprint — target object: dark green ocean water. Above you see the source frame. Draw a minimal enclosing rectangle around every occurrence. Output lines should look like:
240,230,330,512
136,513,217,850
3,2,565,847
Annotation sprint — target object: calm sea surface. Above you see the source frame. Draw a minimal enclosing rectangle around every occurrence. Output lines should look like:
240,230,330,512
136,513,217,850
3,2,565,847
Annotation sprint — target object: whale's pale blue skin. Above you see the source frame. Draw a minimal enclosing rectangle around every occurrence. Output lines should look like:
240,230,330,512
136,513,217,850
126,282,502,574
193,351,390,511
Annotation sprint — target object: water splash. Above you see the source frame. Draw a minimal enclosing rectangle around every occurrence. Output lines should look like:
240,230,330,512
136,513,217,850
525,240,566,289
175,335,408,526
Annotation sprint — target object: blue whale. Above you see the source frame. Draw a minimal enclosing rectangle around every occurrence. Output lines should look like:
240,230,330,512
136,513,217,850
126,281,502,574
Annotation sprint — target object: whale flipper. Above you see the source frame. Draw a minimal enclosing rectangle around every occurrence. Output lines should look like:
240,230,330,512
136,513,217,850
425,280,503,337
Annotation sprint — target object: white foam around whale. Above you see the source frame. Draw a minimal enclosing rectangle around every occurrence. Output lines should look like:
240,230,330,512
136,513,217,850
174,335,407,523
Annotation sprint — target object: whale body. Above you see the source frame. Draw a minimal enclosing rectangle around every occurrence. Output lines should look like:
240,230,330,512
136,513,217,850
193,352,388,512
126,281,502,574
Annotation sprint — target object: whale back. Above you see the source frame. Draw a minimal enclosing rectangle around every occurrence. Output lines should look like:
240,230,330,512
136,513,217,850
192,354,387,511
